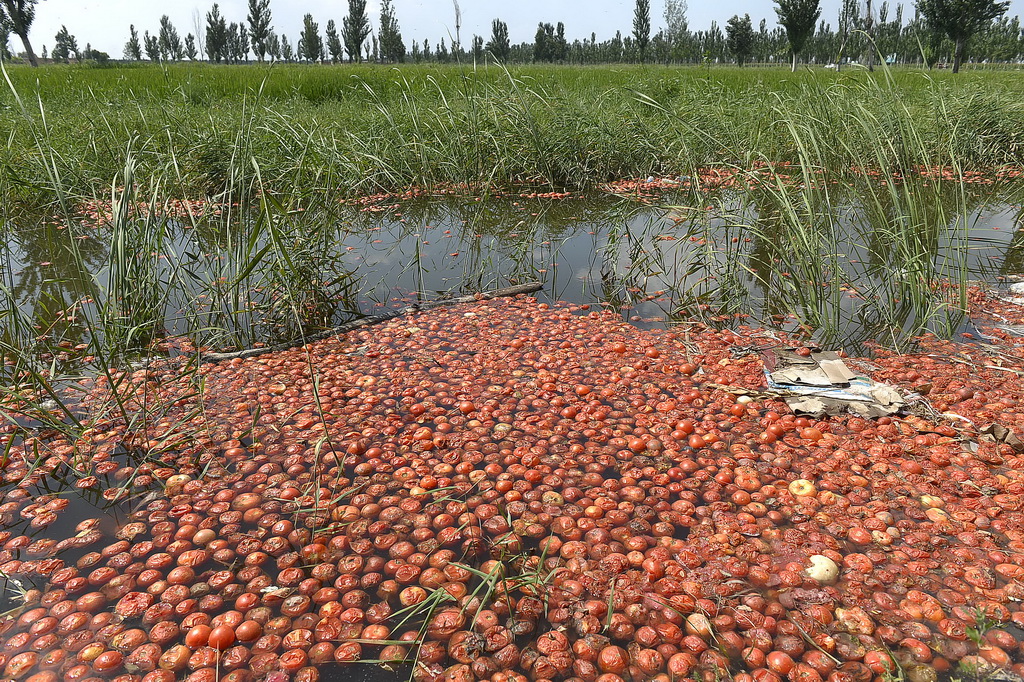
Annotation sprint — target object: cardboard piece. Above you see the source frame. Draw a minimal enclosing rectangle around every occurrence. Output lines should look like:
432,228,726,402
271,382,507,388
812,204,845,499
762,347,905,418
980,424,1024,452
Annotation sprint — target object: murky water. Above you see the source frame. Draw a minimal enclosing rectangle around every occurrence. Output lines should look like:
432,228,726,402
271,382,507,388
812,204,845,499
3,186,1023,367
2,185,1024,682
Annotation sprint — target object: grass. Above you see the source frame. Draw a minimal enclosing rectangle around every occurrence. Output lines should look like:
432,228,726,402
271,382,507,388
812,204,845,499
0,62,1022,202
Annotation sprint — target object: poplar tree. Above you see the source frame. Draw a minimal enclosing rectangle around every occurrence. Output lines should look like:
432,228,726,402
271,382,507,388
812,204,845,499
663,0,688,62
144,31,160,61
158,15,184,61
237,23,249,60
298,13,322,63
52,25,78,62
633,0,651,61
775,0,822,70
726,13,754,65
124,24,142,61
916,0,1010,71
267,31,280,60
0,0,39,66
326,19,343,62
225,22,240,62
342,0,371,62
378,0,405,62
486,18,510,61
247,0,272,61
0,22,9,60
205,3,228,62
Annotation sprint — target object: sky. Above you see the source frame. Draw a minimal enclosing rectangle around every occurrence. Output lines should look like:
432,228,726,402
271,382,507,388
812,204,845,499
20,0,1024,58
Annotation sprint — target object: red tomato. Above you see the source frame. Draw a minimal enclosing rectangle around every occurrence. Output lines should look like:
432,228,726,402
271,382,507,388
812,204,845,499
208,625,236,651
766,651,794,675
184,625,211,649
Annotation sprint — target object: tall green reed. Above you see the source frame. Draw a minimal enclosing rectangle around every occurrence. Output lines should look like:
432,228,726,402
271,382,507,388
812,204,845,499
644,63,1001,351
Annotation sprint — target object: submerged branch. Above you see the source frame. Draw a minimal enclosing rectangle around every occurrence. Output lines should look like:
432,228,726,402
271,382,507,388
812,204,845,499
200,282,544,363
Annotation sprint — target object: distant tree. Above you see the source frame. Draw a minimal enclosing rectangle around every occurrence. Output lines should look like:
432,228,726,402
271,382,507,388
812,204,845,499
40,44,46,59
555,22,568,60
237,23,249,60
534,22,552,61
775,0,822,70
437,36,449,62
325,19,343,62
82,42,108,63
0,21,10,60
916,0,1009,71
342,0,371,62
486,18,510,61
452,0,461,55
225,22,239,62
597,29,622,61
378,0,405,62
633,0,651,61
52,24,78,62
663,0,688,62
423,38,431,60
836,0,858,68
266,30,280,60
298,13,321,62
860,0,876,69
411,39,420,61
651,29,669,63
144,31,160,61
206,3,228,62
876,2,903,62
370,32,378,61
185,33,198,60
726,13,755,64
0,0,39,66
159,15,184,60
124,24,142,60
247,0,272,61
280,34,293,61
471,34,483,61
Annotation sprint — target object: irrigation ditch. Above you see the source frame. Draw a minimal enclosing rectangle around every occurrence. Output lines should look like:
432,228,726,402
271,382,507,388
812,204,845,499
3,61,1024,682
1,169,1024,682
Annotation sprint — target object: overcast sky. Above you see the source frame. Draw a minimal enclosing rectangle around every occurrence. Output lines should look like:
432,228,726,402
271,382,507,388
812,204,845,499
23,0,1024,58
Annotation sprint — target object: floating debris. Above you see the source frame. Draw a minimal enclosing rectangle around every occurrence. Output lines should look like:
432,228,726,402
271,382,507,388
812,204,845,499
763,347,906,418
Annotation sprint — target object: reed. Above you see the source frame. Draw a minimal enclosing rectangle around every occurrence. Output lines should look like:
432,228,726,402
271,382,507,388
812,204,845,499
1,63,1021,202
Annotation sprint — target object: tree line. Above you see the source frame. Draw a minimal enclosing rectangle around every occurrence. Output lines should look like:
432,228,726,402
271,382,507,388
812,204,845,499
0,0,1017,72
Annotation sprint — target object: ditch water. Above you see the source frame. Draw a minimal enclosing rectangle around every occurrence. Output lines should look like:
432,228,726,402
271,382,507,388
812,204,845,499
3,185,1024,364
2,184,1024,682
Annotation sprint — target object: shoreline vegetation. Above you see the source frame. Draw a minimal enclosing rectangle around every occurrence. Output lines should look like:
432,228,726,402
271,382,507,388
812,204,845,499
0,64,1022,204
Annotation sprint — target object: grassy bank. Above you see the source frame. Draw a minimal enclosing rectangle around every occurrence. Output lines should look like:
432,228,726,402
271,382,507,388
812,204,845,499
1,62,1023,202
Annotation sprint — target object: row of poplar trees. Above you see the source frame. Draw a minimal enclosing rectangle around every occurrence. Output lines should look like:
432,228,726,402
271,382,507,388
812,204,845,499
118,0,404,64
0,0,1015,72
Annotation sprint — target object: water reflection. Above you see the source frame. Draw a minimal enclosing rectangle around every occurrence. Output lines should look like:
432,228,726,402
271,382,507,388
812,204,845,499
2,182,1023,367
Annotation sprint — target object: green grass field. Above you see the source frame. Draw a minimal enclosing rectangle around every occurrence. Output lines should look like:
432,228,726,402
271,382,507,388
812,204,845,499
1,62,1022,202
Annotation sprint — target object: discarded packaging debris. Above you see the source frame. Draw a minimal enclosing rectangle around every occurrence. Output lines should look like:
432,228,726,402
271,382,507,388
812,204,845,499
763,347,906,418
981,422,1024,452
